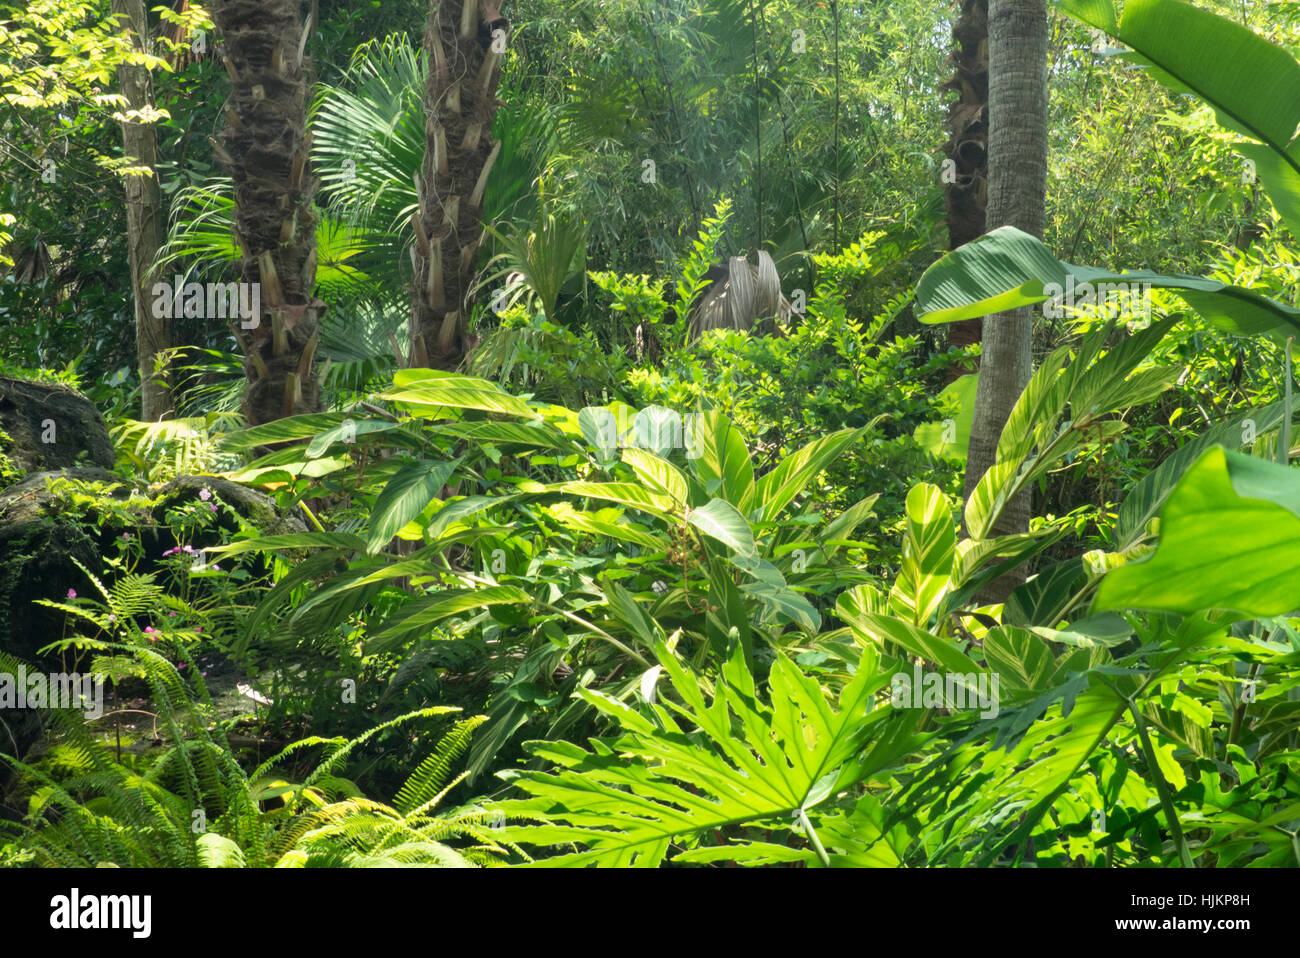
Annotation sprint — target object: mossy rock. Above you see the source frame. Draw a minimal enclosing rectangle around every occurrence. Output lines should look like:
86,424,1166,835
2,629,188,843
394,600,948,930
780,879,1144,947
0,378,115,481
151,475,306,539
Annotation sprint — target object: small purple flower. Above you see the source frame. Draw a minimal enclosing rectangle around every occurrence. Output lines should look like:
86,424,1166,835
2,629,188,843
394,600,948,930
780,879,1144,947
143,626,155,634
209,564,220,571
162,547,179,557
121,533,132,541
167,611,177,617
66,588,76,600
182,544,194,553
208,503,218,513
199,488,212,502
107,614,116,623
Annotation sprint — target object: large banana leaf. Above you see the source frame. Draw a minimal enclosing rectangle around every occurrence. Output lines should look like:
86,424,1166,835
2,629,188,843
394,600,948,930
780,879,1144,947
1095,446,1300,616
1057,0,1300,239
914,226,1300,342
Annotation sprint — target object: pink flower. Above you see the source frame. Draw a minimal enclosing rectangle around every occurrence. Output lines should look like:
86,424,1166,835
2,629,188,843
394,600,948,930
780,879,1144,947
208,503,218,513
66,588,76,599
199,488,212,502
143,626,155,634
167,611,177,617
107,614,116,623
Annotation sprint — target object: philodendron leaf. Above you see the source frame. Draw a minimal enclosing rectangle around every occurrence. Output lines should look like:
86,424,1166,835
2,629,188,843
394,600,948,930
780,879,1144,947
1094,445,1300,617
914,226,1300,342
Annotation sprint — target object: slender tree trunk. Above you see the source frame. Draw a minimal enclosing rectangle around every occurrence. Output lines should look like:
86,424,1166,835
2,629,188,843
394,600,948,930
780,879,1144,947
963,0,1047,552
112,0,170,421
410,0,510,371
942,0,988,379
211,0,324,426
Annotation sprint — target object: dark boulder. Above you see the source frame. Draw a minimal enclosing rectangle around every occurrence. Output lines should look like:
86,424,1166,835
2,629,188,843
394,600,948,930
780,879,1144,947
0,378,115,477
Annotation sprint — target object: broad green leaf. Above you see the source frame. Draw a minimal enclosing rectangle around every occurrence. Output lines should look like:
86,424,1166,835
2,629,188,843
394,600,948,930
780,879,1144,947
367,459,460,553
1057,0,1300,238
557,481,677,519
915,226,1300,342
981,626,1057,691
890,484,956,626
221,412,346,451
686,497,757,558
689,408,755,512
305,419,400,458
621,447,690,505
1116,399,1296,549
1094,446,1300,616
382,370,538,419
753,425,871,522
494,642,919,867
914,375,976,462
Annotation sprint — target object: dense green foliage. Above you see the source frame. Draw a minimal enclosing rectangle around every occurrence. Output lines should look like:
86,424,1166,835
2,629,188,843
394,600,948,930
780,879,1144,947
1,0,1299,871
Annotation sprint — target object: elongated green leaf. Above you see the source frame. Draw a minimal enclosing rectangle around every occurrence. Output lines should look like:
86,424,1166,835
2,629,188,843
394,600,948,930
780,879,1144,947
1058,0,1300,238
690,409,755,512
1116,399,1296,549
367,459,460,553
753,426,870,522
208,532,366,557
305,419,400,458
915,227,1300,341
686,497,757,558
556,481,677,518
621,447,690,505
914,375,976,462
381,370,538,419
890,484,956,626
1095,446,1300,616
221,412,346,451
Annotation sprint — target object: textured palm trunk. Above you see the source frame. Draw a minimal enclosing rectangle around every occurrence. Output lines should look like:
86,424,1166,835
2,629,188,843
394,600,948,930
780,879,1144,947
113,0,171,421
409,0,510,371
963,0,1047,561
211,0,323,426
942,0,988,378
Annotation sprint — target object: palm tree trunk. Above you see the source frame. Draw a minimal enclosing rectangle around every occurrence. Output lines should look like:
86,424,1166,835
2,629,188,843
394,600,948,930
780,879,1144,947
112,0,171,421
942,0,988,378
963,0,1047,554
211,0,323,426
410,0,510,371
